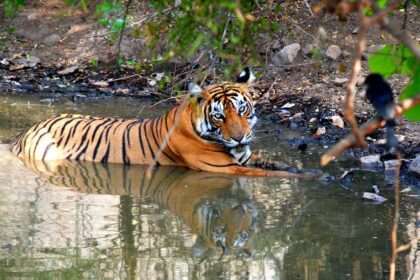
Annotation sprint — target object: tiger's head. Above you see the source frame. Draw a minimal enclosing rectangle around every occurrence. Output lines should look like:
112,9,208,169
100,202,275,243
189,68,257,150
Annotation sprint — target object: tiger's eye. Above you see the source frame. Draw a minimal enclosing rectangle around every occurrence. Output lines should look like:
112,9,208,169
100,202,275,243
213,113,224,120
238,106,246,113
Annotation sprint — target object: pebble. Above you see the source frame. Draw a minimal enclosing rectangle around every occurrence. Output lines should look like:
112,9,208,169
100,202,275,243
333,77,348,86
326,45,342,60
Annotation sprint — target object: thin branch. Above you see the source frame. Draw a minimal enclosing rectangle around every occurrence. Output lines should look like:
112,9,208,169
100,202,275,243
146,93,191,177
320,96,420,166
116,0,133,61
343,0,368,149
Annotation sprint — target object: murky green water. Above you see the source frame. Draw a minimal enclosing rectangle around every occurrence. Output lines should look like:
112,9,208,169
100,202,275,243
0,93,418,279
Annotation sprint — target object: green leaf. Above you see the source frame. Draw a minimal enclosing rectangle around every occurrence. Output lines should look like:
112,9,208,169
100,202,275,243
377,0,388,8
98,18,109,26
400,69,420,121
368,45,398,77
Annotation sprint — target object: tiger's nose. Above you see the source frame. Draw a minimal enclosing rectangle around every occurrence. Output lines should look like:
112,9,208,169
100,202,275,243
232,134,244,142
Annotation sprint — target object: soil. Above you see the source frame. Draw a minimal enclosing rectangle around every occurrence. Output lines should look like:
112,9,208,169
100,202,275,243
0,1,419,167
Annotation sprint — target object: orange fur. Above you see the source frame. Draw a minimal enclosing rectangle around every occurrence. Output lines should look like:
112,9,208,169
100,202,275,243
10,75,315,178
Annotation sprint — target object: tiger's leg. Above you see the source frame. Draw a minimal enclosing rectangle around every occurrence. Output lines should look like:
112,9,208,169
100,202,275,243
246,154,323,177
247,154,294,171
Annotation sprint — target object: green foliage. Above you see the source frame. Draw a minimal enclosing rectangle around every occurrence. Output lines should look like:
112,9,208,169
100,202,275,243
95,0,127,40
368,44,420,121
147,0,280,72
1,0,24,17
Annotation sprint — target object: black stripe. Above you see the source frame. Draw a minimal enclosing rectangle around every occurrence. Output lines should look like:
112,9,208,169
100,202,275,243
100,144,111,162
32,131,49,159
200,161,240,168
145,120,157,163
41,143,53,160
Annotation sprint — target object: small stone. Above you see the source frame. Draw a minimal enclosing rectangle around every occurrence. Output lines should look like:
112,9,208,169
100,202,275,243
356,76,365,87
360,155,382,167
362,192,387,203
326,45,342,60
331,115,345,128
384,160,399,172
408,156,420,176
364,45,385,59
333,77,348,86
352,27,359,34
57,65,79,75
317,27,328,41
302,44,314,56
44,34,61,46
272,43,301,65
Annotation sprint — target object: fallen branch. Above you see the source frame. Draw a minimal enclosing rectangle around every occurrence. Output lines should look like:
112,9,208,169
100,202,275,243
320,96,420,166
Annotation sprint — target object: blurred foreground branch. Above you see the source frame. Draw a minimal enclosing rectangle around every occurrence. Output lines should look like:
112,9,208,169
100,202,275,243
320,96,420,166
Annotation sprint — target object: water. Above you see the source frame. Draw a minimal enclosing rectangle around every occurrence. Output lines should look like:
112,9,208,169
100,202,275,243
0,93,418,279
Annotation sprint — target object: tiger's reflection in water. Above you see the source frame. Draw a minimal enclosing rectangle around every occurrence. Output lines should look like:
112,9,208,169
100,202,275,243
21,158,261,257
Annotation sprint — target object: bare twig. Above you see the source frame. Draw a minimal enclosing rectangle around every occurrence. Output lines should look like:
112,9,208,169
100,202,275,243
343,0,368,149
146,93,191,177
107,74,141,83
116,0,133,61
320,96,420,166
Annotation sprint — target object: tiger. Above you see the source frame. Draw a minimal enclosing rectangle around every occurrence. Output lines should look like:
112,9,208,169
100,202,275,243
9,68,318,178
21,158,260,256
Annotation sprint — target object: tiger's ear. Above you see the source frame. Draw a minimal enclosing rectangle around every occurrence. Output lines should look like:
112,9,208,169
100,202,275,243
236,67,256,85
188,82,206,104
188,82,203,96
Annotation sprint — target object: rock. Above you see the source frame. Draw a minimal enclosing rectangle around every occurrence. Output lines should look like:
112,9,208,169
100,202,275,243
333,77,348,86
326,45,342,60
360,155,382,167
317,27,328,41
9,56,41,71
272,43,301,65
362,192,387,203
364,45,385,59
356,76,365,87
302,44,314,56
384,160,399,172
44,34,61,46
408,156,420,176
57,65,79,75
330,115,345,128
352,27,359,34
